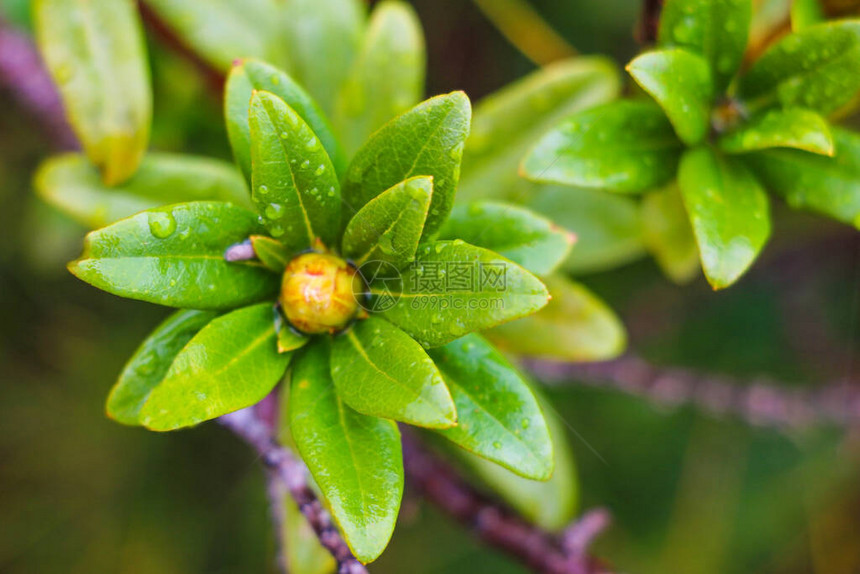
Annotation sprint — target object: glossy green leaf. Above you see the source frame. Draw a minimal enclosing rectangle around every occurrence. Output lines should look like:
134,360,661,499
331,317,456,428
372,241,549,348
290,342,403,563
641,184,701,284
486,274,626,361
527,186,646,274
627,48,713,145
342,177,432,268
522,100,683,194
277,320,310,354
281,0,367,116
249,91,341,250
334,0,425,158
678,147,771,289
745,127,860,227
791,0,824,31
718,108,834,156
140,303,290,431
428,334,552,480
250,235,291,273
107,310,218,425
342,92,472,240
438,201,574,276
35,152,250,229
69,202,278,309
35,0,151,184
225,59,347,183
658,0,752,92
459,57,621,202
738,21,860,115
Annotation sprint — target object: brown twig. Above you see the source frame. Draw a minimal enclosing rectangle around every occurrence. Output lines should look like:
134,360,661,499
637,0,664,45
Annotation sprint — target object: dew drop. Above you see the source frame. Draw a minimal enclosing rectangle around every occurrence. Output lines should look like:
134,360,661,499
314,164,326,176
265,203,285,219
148,211,177,239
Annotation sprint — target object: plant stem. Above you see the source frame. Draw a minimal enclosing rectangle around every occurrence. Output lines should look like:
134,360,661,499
638,0,664,45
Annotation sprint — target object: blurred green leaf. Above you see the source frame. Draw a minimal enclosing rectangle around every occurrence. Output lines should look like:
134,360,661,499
374,241,549,348
428,334,553,480
225,59,347,183
678,147,771,289
718,108,834,156
331,317,456,428
290,342,403,564
658,0,752,93
791,0,824,30
107,310,217,425
342,92,471,240
486,274,626,361
745,126,860,227
283,490,337,574
35,152,250,229
627,48,713,145
35,0,151,184
334,0,425,158
69,202,278,309
522,100,683,194
438,201,574,276
249,91,341,251
738,21,860,115
342,177,432,268
641,184,701,284
458,56,620,201
250,235,290,273
140,303,289,431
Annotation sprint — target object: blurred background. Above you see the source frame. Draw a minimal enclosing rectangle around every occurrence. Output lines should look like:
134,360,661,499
1,0,859,573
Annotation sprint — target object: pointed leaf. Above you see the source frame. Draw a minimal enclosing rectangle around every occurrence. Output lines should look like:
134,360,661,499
140,303,290,430
249,91,341,250
250,235,291,273
428,334,553,480
107,310,218,425
641,184,700,284
68,202,278,309
331,317,456,428
277,320,310,354
627,48,713,145
225,59,347,183
678,147,771,289
718,108,834,155
486,274,626,361
334,0,425,157
522,100,683,194
342,177,432,268
373,241,549,348
438,201,574,276
658,0,752,92
35,152,250,229
342,92,472,240
290,342,403,563
35,0,151,184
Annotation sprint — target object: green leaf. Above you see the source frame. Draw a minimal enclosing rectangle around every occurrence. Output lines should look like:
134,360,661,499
373,241,549,348
458,57,621,202
486,274,626,361
438,201,574,276
107,310,218,425
35,152,250,229
744,127,860,227
334,0,425,158
791,0,824,31
331,317,456,428
342,92,472,240
34,0,151,185
225,58,347,184
281,0,367,116
678,147,771,289
140,303,290,431
283,490,337,574
290,342,403,563
249,91,341,250
428,334,553,480
658,0,752,93
250,235,291,273
527,186,646,274
68,202,278,309
277,321,310,354
342,177,432,268
718,108,834,156
738,21,860,115
627,48,713,145
641,184,701,284
522,100,683,194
